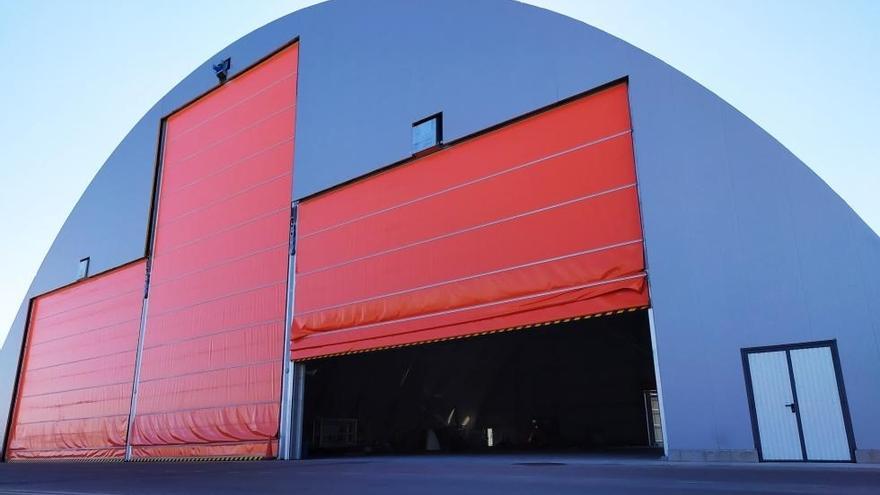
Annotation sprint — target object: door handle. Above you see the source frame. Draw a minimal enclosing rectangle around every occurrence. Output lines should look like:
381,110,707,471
785,402,798,414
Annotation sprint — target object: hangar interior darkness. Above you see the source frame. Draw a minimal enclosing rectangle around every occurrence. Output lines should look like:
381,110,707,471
302,310,660,457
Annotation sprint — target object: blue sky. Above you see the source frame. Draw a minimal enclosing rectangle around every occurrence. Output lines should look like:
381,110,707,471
0,0,877,344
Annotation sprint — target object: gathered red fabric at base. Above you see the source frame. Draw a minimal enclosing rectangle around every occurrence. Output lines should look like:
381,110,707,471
5,260,147,461
132,439,278,460
292,82,648,360
295,277,648,360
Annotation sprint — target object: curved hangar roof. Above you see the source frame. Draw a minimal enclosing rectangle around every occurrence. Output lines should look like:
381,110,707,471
2,0,879,459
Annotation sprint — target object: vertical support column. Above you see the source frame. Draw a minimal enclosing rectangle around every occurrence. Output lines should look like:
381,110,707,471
124,293,150,461
278,360,294,459
279,202,300,460
124,119,168,462
647,308,670,456
291,362,306,460
280,361,306,460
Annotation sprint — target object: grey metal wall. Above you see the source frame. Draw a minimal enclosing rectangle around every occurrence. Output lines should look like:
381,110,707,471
3,0,878,461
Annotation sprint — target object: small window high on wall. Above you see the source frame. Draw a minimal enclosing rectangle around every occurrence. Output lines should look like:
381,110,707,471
77,257,90,279
412,113,442,154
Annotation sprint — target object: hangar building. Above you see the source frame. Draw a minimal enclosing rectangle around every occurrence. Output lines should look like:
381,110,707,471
1,0,878,463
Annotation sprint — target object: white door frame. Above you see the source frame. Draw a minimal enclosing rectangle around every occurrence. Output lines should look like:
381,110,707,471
278,201,300,460
742,340,856,462
647,309,669,456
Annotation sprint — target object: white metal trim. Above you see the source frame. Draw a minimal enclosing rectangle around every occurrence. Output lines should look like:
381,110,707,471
124,296,150,461
647,308,669,456
278,201,298,460
124,116,170,461
290,362,305,460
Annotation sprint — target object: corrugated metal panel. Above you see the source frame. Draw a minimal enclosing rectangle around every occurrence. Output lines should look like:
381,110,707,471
790,346,851,461
129,43,298,459
5,261,147,460
748,351,803,460
292,83,647,359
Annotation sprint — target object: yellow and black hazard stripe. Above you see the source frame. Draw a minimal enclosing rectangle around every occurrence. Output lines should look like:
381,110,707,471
11,457,124,463
129,455,265,462
12,455,267,463
297,305,650,361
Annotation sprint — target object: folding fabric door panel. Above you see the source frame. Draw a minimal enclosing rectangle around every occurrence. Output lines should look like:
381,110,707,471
293,82,648,360
130,43,298,459
6,261,147,460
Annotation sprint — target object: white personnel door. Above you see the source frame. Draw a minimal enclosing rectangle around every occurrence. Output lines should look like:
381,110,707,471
746,343,853,462
747,351,803,460
789,346,851,461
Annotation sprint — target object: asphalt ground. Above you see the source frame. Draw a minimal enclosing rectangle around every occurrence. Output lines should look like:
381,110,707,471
0,453,878,494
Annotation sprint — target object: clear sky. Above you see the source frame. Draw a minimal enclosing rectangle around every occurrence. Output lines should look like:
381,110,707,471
0,0,877,346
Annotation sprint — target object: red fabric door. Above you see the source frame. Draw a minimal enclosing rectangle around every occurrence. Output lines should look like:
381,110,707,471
129,43,298,459
6,260,147,460
292,83,647,360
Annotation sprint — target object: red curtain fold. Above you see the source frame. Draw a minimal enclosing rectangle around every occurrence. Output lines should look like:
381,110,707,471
6,260,147,460
129,43,298,459
293,82,648,360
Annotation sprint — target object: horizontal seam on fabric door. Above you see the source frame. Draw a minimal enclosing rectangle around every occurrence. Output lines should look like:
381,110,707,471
297,239,643,315
34,286,142,320
149,243,289,288
300,129,632,238
26,348,136,372
168,72,297,140
29,316,143,347
21,380,134,399
14,413,130,427
154,206,290,256
164,137,294,196
298,273,647,341
132,400,278,419
145,281,286,319
142,318,285,351
33,287,144,322
136,359,282,385
165,104,295,168
157,172,292,227
299,183,636,277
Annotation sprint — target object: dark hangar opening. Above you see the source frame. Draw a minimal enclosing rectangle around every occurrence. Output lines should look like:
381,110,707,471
301,309,661,457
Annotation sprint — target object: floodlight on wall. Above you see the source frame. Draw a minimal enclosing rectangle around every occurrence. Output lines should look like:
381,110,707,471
213,58,231,84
